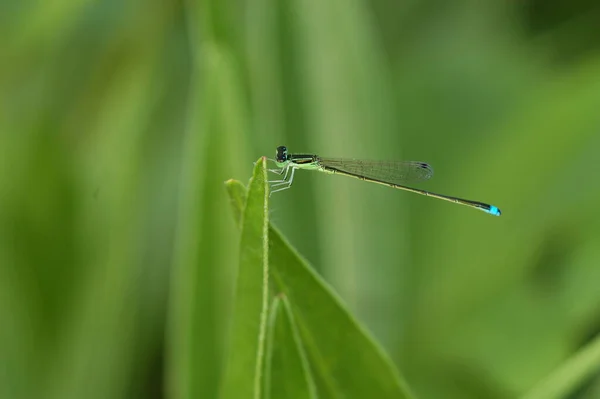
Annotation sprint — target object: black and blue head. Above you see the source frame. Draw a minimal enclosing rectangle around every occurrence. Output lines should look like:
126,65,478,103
276,146,289,163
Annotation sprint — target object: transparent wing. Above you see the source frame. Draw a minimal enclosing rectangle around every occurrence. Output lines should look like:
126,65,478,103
318,158,433,184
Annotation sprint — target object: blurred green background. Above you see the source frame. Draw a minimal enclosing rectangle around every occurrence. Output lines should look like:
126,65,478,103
2,0,600,398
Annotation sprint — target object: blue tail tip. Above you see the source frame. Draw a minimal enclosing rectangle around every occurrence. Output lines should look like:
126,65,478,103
489,205,501,216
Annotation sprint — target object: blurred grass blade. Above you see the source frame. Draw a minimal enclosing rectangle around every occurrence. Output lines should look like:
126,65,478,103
521,333,600,399
220,158,270,399
265,295,318,399
168,30,255,396
225,179,415,399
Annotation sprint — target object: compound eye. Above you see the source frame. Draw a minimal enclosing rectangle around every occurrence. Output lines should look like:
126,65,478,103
276,146,287,162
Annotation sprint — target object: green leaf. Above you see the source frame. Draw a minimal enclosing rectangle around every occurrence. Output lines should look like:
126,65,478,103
265,295,318,399
225,177,247,230
521,333,600,399
225,174,416,399
220,158,270,399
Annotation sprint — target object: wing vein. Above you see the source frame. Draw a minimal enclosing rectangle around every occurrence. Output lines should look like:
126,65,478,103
318,158,433,184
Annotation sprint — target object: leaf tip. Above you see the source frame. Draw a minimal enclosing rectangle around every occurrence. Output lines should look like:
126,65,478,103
254,156,268,169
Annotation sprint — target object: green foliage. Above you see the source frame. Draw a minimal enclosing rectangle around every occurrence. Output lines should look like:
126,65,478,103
2,0,600,398
220,160,270,399
266,295,317,399
223,161,414,398
523,334,600,399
